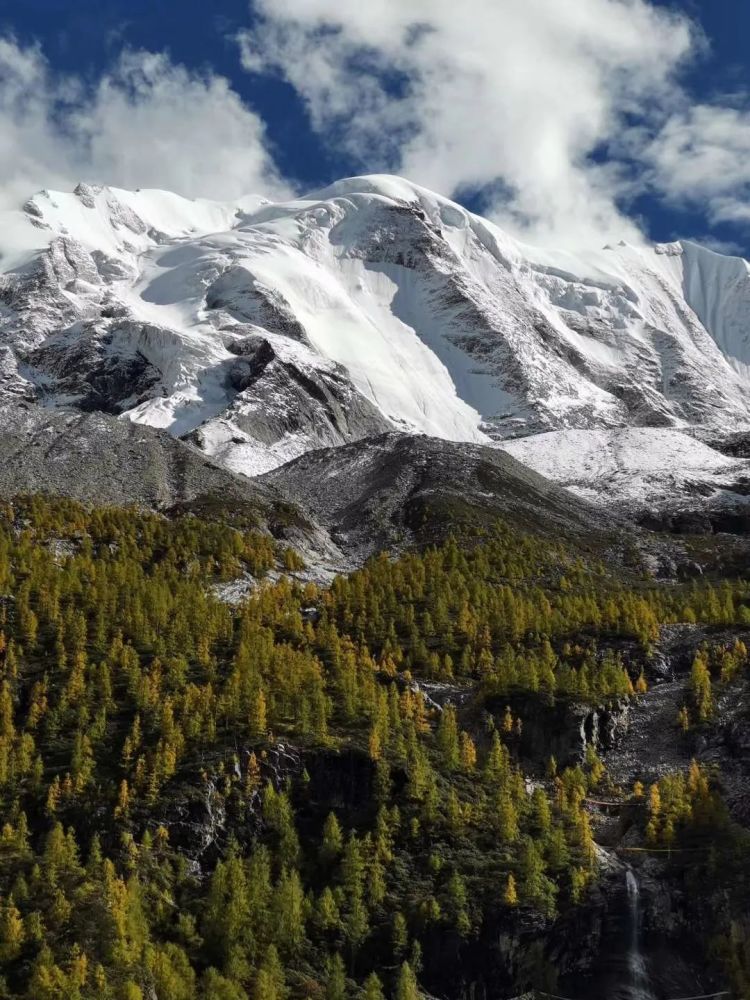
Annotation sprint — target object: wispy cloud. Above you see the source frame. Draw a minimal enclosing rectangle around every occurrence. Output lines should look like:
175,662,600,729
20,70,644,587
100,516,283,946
645,103,750,226
239,0,696,246
3,3,750,251
0,37,290,211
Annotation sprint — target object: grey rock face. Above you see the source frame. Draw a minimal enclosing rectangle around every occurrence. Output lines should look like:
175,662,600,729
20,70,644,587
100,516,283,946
190,337,391,460
0,401,260,508
205,268,309,342
262,431,615,561
25,324,164,414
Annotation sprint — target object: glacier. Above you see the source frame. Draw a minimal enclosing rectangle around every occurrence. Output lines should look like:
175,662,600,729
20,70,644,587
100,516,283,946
2,174,750,508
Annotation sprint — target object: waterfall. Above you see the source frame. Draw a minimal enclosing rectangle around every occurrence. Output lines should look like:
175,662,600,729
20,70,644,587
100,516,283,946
625,868,656,1000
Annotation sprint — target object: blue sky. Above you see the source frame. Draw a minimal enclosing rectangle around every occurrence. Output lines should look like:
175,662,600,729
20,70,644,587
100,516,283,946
0,0,334,186
1,0,750,252
637,0,750,250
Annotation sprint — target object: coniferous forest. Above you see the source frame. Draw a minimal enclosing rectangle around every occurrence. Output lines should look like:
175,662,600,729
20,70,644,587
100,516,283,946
0,496,747,999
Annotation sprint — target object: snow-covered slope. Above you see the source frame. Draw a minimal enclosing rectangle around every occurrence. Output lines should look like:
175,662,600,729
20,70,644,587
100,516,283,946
3,175,750,486
502,428,750,513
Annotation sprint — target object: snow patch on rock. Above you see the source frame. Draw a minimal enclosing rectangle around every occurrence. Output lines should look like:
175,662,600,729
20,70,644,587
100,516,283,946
502,428,750,511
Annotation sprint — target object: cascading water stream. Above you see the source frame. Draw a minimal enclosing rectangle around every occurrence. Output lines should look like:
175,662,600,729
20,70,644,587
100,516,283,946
567,861,709,1000
626,868,657,1000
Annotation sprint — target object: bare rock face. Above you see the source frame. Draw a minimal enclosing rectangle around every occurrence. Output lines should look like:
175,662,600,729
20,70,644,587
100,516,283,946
25,324,164,414
205,268,309,342
0,401,260,508
261,431,616,562
186,336,391,476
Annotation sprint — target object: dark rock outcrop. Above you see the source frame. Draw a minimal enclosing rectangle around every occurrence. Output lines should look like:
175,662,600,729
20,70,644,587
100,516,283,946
262,431,619,561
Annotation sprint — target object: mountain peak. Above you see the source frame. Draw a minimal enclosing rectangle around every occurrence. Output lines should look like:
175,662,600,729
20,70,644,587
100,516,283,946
2,174,750,486
304,173,428,203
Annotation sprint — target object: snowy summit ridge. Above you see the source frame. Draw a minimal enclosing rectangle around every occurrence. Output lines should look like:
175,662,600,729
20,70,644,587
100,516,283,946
2,173,750,500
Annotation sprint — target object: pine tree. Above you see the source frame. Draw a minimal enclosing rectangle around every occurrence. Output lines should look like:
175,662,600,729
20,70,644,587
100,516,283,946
0,896,25,961
321,812,344,864
502,705,513,733
531,788,552,836
255,945,286,1000
45,775,61,816
263,786,300,868
459,731,477,772
484,732,509,785
520,837,556,916
315,887,341,933
677,705,690,732
690,651,713,722
273,868,306,956
362,972,385,1000
392,912,408,957
250,689,268,738
201,967,249,1000
436,705,460,771
28,944,68,1000
447,872,470,935
326,952,347,1000
396,961,419,1000
245,752,261,798
341,835,368,955
584,744,605,788
115,779,130,818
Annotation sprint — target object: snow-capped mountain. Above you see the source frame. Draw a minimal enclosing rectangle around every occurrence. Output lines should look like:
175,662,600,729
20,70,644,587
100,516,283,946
2,173,750,498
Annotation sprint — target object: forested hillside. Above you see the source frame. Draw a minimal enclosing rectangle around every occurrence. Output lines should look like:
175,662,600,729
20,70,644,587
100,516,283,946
0,498,747,999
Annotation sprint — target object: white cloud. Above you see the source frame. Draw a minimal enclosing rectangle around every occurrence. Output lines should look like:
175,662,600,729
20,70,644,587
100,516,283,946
646,104,750,225
240,0,695,246
4,9,750,251
0,38,290,211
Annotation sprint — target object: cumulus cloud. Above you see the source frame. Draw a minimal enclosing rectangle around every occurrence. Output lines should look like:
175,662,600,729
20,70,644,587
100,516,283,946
5,7,750,251
646,104,750,226
240,0,695,246
0,37,290,211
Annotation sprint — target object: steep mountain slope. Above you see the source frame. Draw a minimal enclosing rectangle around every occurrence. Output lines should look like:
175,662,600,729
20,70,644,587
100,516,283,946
0,400,345,570
3,175,750,487
0,400,253,509
261,432,615,561
0,399,622,573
